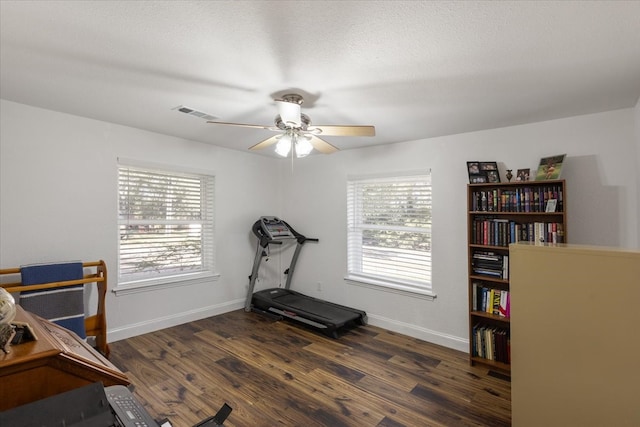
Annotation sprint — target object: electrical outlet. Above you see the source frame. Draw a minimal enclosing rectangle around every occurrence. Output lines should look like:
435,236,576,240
317,282,322,292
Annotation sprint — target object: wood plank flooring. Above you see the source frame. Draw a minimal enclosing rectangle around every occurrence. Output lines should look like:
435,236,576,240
109,310,511,427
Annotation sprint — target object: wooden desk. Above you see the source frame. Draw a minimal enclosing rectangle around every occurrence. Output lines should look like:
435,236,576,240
0,306,129,410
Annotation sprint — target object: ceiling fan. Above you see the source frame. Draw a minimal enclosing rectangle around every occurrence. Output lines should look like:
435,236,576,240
207,93,375,157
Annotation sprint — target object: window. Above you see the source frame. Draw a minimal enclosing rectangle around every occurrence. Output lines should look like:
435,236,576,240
117,162,215,288
346,172,432,295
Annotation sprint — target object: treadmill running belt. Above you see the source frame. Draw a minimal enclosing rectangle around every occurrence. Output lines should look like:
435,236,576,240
271,292,361,324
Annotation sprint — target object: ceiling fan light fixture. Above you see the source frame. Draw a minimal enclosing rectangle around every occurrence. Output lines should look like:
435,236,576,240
295,136,313,158
275,134,292,157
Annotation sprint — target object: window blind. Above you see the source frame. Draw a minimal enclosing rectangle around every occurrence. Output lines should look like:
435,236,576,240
118,165,215,283
347,173,432,291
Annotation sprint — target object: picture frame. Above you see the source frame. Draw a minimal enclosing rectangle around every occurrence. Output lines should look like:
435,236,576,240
479,161,498,172
516,168,530,181
486,170,500,183
467,161,481,175
545,199,558,212
467,161,487,183
535,154,566,181
469,174,487,184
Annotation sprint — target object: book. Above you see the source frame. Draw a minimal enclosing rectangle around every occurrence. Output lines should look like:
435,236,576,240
499,290,509,317
492,290,501,316
502,255,509,279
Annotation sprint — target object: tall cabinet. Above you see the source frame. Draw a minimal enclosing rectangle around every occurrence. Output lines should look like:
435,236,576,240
467,179,567,373
509,243,640,426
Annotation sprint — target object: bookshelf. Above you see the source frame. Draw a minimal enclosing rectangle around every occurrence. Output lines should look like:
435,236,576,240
466,179,567,373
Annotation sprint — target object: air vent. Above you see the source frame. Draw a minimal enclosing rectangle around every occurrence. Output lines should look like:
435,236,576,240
172,105,218,121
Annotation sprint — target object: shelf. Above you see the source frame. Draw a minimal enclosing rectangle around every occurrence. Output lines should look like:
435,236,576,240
469,244,508,250
469,211,564,216
469,275,508,284
470,356,510,372
468,179,565,188
471,311,510,323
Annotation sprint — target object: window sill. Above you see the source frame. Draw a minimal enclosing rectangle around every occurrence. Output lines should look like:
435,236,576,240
113,271,220,296
344,274,436,300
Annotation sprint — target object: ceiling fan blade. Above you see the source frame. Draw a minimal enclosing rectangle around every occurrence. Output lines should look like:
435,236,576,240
308,125,375,137
249,134,281,151
308,135,339,154
207,121,278,131
275,100,301,126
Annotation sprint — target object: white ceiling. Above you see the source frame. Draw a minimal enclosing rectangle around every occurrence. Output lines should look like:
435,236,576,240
1,1,640,157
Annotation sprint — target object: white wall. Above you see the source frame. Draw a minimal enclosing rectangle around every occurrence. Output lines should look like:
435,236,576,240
1,100,638,351
0,100,281,340
279,108,639,351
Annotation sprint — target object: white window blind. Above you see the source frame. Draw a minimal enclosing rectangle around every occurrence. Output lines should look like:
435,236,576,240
347,173,432,293
118,164,215,284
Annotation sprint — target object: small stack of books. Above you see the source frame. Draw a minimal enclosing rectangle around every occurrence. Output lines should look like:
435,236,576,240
472,251,509,279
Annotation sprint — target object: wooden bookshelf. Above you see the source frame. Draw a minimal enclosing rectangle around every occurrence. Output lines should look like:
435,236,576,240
466,179,567,374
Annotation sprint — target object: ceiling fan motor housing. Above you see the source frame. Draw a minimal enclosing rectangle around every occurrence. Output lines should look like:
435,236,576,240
280,93,304,105
275,113,311,131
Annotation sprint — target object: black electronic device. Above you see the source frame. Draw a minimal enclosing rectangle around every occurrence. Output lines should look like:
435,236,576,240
106,385,161,427
0,382,157,427
260,216,295,240
193,403,233,426
246,216,367,338
0,382,233,427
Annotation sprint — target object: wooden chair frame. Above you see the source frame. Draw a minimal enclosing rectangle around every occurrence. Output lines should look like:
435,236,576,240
0,260,109,358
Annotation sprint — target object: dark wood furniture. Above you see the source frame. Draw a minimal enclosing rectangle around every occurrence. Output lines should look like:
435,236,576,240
0,260,109,357
467,179,567,373
0,306,129,410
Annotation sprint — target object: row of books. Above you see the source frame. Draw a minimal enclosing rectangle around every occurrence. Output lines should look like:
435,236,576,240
472,282,510,317
471,218,565,246
471,251,509,280
470,185,564,213
472,324,510,364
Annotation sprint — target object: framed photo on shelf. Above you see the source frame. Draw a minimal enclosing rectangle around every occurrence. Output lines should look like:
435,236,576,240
479,161,498,172
467,161,486,183
535,154,566,180
479,162,500,182
516,168,530,181
469,174,488,183
545,199,558,212
486,170,500,183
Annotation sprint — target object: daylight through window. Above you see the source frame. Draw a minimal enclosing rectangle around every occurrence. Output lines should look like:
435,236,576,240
118,164,215,284
347,172,432,293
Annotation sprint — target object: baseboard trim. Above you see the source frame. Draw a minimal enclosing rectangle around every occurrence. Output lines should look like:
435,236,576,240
367,313,469,353
107,300,469,354
107,299,244,342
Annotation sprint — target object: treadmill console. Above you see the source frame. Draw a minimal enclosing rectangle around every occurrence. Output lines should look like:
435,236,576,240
260,216,295,240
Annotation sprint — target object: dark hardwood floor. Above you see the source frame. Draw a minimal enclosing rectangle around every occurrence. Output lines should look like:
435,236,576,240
109,310,511,427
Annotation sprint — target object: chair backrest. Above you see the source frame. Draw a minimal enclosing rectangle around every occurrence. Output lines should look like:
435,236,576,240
20,262,86,338
0,260,109,358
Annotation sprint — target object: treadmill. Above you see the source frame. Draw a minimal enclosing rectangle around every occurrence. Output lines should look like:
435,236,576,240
246,216,367,338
